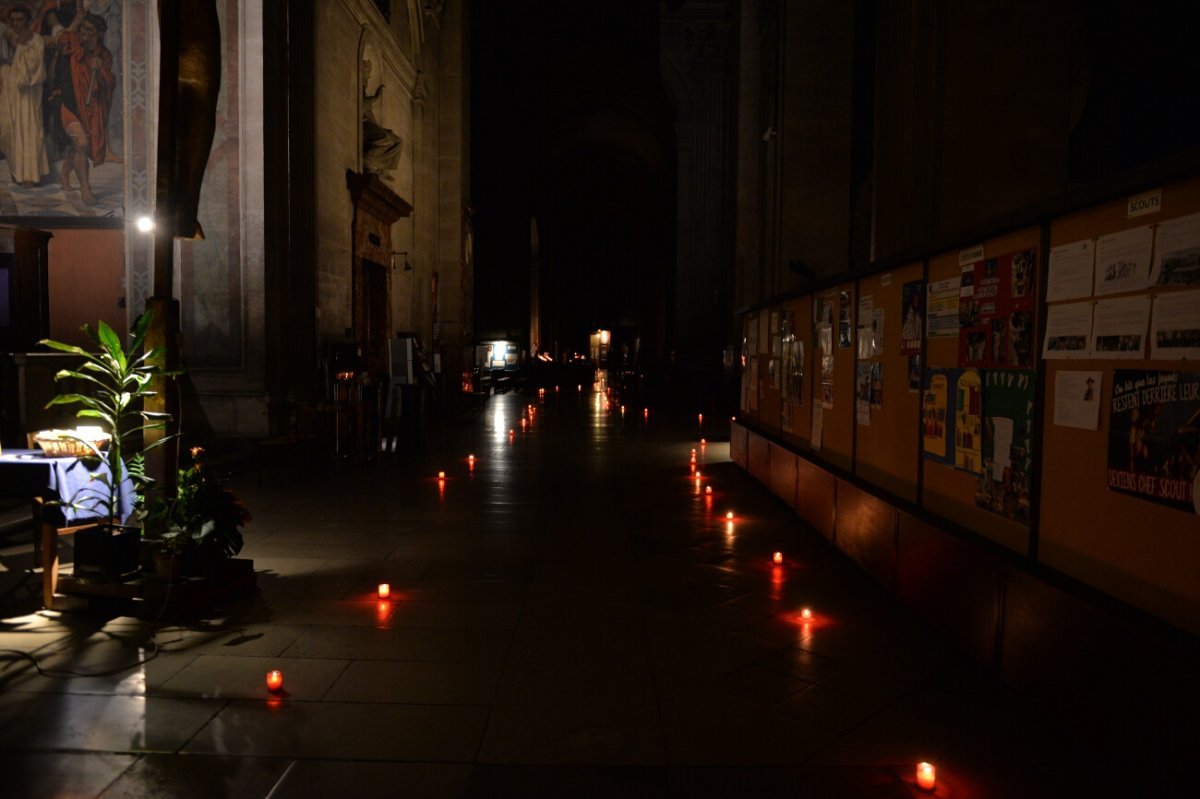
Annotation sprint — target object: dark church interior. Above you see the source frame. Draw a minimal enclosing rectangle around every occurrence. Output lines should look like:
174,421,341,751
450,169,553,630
1,1,1198,796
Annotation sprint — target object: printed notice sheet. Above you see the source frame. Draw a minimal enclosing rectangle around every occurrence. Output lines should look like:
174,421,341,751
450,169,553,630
1095,226,1153,296
1092,295,1152,358
927,278,960,338
1149,212,1200,287
1151,289,1200,360
1046,239,1095,301
1053,370,1102,430
1043,301,1094,359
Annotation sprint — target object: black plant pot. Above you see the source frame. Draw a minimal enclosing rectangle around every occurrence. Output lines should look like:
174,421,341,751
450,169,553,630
73,524,142,579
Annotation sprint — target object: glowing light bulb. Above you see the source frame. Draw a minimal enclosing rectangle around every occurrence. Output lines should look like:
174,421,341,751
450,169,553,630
135,215,155,233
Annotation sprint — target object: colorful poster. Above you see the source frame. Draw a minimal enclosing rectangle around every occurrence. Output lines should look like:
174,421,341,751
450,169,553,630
922,368,954,462
907,355,922,393
958,249,1037,368
953,368,983,474
856,363,872,425
870,363,883,408
901,280,925,354
1107,370,1200,514
975,370,1035,524
838,291,852,348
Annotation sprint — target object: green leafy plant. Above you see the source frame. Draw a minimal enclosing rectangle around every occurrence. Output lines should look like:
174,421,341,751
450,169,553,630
39,311,174,523
149,446,250,560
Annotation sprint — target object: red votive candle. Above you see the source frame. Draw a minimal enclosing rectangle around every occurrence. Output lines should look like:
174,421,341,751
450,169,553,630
773,551,783,565
266,670,283,692
916,762,936,791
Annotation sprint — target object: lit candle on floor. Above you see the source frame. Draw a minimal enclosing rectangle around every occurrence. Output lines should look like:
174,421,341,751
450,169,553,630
698,413,703,425
726,511,734,521
700,438,706,446
773,551,783,565
266,670,283,692
916,762,936,791
705,485,712,494
377,583,390,599
800,607,813,621
438,471,445,479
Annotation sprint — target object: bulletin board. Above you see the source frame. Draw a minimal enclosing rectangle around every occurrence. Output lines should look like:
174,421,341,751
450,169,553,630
780,296,814,450
740,312,758,419
758,308,782,434
813,282,856,472
921,227,1041,555
1039,176,1200,635
854,262,924,502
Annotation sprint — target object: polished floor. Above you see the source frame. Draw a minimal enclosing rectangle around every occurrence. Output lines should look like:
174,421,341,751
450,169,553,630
0,389,1134,797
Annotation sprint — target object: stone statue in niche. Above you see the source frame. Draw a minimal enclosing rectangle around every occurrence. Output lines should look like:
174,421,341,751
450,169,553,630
361,58,402,179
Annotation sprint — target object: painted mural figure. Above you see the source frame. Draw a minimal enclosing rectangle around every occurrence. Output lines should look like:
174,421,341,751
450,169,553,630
46,5,114,205
0,3,50,186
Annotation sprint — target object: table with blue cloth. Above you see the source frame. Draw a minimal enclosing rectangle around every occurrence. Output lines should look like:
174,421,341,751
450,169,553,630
0,449,138,607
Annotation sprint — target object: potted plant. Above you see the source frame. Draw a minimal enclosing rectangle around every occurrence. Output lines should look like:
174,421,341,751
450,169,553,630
39,311,174,579
146,446,251,579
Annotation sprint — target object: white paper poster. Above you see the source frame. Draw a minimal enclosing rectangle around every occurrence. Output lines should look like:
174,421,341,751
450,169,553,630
927,278,960,338
1043,301,1094,359
1149,212,1200,286
1092,295,1152,358
1150,289,1200,360
1046,239,1095,301
857,296,874,359
1053,370,1102,430
1095,226,1153,296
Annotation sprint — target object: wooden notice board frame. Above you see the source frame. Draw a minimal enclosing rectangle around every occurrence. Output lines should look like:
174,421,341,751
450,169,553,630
921,227,1042,555
854,262,924,502
1040,176,1200,633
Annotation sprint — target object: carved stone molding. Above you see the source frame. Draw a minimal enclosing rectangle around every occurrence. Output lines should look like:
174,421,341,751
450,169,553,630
346,169,414,224
685,22,731,71
413,70,428,109
424,0,444,30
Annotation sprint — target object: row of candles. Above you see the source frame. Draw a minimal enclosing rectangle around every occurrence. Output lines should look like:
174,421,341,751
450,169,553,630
264,401,940,794
687,438,939,793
